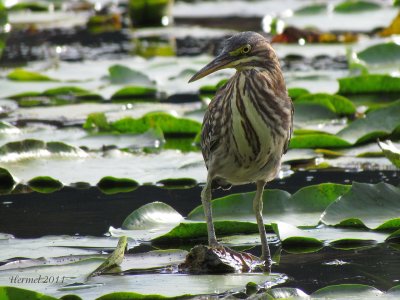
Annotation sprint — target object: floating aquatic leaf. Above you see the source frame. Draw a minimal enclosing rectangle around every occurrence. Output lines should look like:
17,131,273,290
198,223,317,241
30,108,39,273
321,182,400,230
290,133,351,149
111,112,201,137
7,69,56,82
287,87,310,100
28,176,63,193
266,287,309,299
0,286,57,300
97,177,139,194
312,284,383,298
272,222,387,248
0,167,15,191
188,184,350,227
122,202,184,230
295,93,356,115
338,75,400,94
334,0,381,13
111,86,157,101
380,11,400,36
108,65,154,86
378,140,400,168
294,3,327,15
337,101,400,144
357,42,400,65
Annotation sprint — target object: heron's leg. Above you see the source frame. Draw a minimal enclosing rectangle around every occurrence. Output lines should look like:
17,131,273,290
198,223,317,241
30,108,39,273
254,181,271,262
201,176,219,247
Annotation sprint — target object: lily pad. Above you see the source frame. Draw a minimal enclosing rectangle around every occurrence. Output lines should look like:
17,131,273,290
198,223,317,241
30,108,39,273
122,202,184,230
287,87,310,100
108,65,153,86
7,69,56,82
338,75,400,94
188,184,350,227
334,0,381,13
0,139,87,162
97,177,139,194
0,287,57,300
27,176,63,193
337,101,400,144
294,3,327,15
357,42,400,65
111,86,157,102
295,93,356,115
321,182,400,230
378,140,400,168
272,222,388,248
156,178,197,189
0,167,16,191
311,284,383,298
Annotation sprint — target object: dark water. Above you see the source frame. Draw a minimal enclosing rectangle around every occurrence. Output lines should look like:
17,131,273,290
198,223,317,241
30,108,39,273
0,169,398,238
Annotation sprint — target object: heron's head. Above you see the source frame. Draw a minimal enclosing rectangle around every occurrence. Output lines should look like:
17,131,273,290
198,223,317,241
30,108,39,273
189,31,277,83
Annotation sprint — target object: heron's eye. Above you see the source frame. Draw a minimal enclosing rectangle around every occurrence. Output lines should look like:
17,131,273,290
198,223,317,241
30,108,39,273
241,44,251,54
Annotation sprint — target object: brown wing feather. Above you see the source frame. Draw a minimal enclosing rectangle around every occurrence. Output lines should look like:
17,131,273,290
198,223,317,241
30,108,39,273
283,96,294,154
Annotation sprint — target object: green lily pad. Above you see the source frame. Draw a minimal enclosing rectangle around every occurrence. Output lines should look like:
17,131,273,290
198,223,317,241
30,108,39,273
0,167,16,191
357,42,400,65
122,202,184,230
321,182,400,230
7,69,56,82
337,101,400,144
0,139,87,162
27,176,63,193
294,3,327,15
97,177,139,194
0,287,57,300
338,75,400,94
188,184,350,227
111,86,157,101
108,65,153,86
111,112,201,137
289,134,352,149
272,222,388,248
334,0,381,13
378,140,400,168
287,87,310,100
153,221,261,243
295,93,356,115
9,2,49,12
311,284,383,298
294,103,337,124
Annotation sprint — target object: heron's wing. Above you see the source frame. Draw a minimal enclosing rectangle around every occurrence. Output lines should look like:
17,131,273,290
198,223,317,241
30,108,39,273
283,96,294,154
201,88,227,169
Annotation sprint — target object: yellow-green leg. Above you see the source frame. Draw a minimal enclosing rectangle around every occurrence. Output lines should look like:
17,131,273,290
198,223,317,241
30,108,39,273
254,181,271,262
201,177,219,246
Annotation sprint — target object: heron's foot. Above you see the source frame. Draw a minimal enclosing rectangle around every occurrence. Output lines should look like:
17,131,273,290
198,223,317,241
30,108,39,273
180,244,264,273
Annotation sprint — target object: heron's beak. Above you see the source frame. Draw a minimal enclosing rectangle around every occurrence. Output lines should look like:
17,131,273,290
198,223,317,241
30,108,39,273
188,53,233,83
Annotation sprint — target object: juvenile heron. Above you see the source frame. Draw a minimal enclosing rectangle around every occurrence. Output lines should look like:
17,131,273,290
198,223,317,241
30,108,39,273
189,32,293,262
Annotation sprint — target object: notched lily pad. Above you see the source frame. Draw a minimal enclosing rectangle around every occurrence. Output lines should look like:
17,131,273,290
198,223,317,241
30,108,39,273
321,182,400,230
312,284,383,298
27,176,63,193
357,42,400,66
97,176,139,194
295,93,356,115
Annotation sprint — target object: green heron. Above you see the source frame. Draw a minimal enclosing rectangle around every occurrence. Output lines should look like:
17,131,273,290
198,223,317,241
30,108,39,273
189,32,293,262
